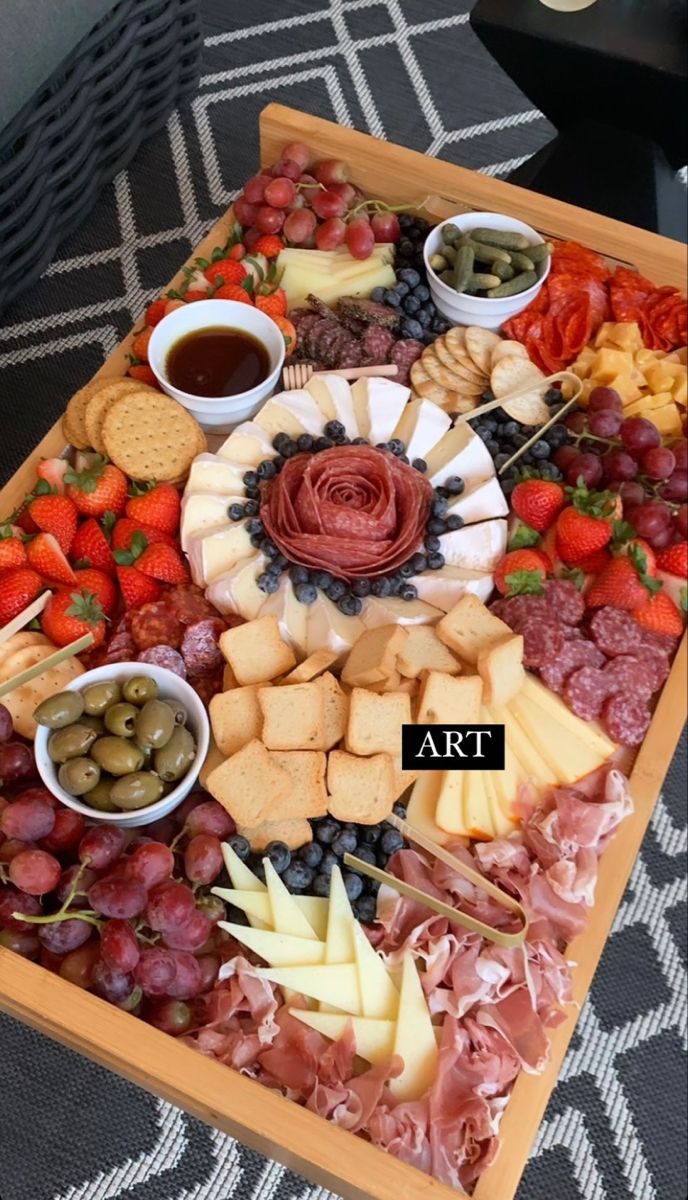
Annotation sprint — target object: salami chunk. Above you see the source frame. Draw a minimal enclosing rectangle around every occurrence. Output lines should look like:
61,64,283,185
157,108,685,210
361,325,396,364
602,693,651,746
131,601,183,651
137,646,187,678
103,634,136,664
539,639,606,694
520,618,564,669
500,594,549,631
181,618,225,676
589,607,642,657
563,666,610,720
628,646,671,691
165,585,218,627
390,338,424,385
544,578,585,625
601,655,655,701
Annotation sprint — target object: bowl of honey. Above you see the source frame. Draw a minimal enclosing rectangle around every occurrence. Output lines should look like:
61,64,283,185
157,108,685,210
148,300,286,428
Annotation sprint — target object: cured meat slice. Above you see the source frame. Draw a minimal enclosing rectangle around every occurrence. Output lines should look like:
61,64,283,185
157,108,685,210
520,619,564,669
539,639,606,694
628,645,672,691
602,694,651,746
361,325,396,365
186,670,224,707
165,584,219,627
181,619,225,677
131,602,183,651
563,666,610,720
589,607,642,657
544,579,585,626
137,646,187,678
390,338,424,385
601,655,656,701
499,595,549,631
102,633,136,664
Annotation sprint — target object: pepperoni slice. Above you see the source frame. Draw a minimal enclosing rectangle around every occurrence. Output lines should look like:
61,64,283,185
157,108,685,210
544,579,585,626
131,601,183,651
602,694,651,746
602,655,656,701
165,584,219,627
181,619,226,677
539,639,606,694
589,608,642,657
137,646,187,678
563,666,610,720
520,619,564,669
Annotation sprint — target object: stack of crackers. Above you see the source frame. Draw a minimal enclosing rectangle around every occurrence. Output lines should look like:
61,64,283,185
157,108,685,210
62,376,206,482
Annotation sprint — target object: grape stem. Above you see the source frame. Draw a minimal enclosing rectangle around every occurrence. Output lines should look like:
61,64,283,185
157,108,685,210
13,908,102,929
347,199,413,217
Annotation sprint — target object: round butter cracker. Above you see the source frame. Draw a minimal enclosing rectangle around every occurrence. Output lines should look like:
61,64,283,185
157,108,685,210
102,390,206,482
63,378,119,449
85,378,149,453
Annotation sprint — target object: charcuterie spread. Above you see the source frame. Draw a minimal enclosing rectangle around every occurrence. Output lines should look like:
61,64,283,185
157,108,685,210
0,129,686,1196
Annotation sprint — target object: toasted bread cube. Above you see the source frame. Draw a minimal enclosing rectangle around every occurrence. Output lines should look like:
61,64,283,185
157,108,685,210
219,615,296,686
239,818,313,852
209,686,264,757
222,663,238,690
327,750,395,824
341,623,408,688
206,738,293,826
477,634,524,707
366,669,403,694
390,756,421,801
280,648,340,684
396,625,461,679
268,750,328,818
259,681,324,750
318,671,348,750
416,671,483,724
437,594,511,664
346,689,411,758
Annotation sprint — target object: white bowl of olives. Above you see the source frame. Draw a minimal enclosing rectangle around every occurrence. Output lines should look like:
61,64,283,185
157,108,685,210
33,663,210,828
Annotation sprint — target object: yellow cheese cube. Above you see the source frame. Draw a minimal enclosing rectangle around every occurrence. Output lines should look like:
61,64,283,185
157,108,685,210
673,376,687,407
609,374,643,404
634,348,658,368
591,348,633,383
594,322,616,348
572,346,597,379
610,322,643,353
650,404,683,436
644,365,676,394
647,392,674,409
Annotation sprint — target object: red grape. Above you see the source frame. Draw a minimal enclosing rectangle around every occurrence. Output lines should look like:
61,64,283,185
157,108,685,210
286,190,306,212
566,453,603,488
243,173,272,204
298,172,319,194
628,501,673,540
327,181,356,207
197,893,226,925
283,208,317,244
125,841,174,890
0,704,13,743
79,825,126,871
676,504,688,538
588,387,623,414
565,411,587,434
91,959,135,1004
184,834,223,885
619,480,645,508
161,908,211,952
233,196,259,227
588,409,623,438
345,214,375,260
38,916,92,954
281,141,311,170
660,470,688,502
166,950,204,1000
646,525,674,549
135,946,177,997
9,848,60,895
371,211,401,243
604,450,638,482
146,816,177,845
314,159,349,186
59,941,99,988
311,190,346,220
1,796,55,841
0,885,41,932
0,838,32,865
242,226,262,253
197,953,220,992
0,742,33,782
147,998,192,1035
40,948,64,972
145,880,195,932
0,928,39,957
255,205,285,234
642,446,676,480
88,876,147,919
41,807,85,853
315,217,346,251
269,157,302,182
13,785,59,809
56,864,98,904
553,445,579,471
673,439,688,472
185,800,234,839
101,918,141,973
620,416,661,456
264,176,296,208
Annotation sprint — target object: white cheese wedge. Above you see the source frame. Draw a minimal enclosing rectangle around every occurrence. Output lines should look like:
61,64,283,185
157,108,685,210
434,771,464,834
484,702,558,788
352,922,398,1019
424,424,495,489
392,397,451,462
259,579,309,660
219,843,268,929
206,553,268,620
439,519,507,572
462,770,493,839
267,389,326,436
305,594,365,657
256,963,361,1013
361,596,441,629
186,454,248,496
356,378,411,446
390,953,439,1102
219,922,326,966
290,1010,396,1065
187,524,253,586
217,421,276,466
406,773,449,845
305,375,358,438
481,769,518,839
254,397,310,440
324,868,356,964
412,565,494,612
264,859,320,940
294,897,329,941
211,886,328,937
180,494,234,552
447,476,508,525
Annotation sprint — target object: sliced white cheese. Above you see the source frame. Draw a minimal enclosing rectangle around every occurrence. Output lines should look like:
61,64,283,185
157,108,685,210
206,553,268,620
324,868,355,964
219,922,326,966
180,494,235,552
211,887,273,925
217,421,276,466
186,454,248,495
305,594,365,657
294,897,329,941
256,964,361,1013
424,424,495,489
263,859,319,940
357,378,410,446
305,375,358,439
352,922,398,1019
389,953,439,1102
255,397,309,440
406,773,449,845
267,389,326,436
187,524,253,586
259,579,309,660
392,397,451,462
439,519,507,572
361,595,441,629
290,1010,396,1065
447,476,508,525
221,842,267,892
412,565,494,612
434,771,465,834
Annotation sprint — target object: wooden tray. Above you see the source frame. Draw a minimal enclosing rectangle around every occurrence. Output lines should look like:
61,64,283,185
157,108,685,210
0,104,686,1200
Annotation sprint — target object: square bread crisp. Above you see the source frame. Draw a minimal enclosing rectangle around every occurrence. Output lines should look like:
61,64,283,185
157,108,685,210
205,738,293,826
219,615,297,686
259,681,324,749
341,624,408,687
280,648,340,684
346,689,411,757
318,672,349,750
437,594,511,664
238,818,313,851
477,634,525,706
209,685,267,757
327,750,396,824
416,671,483,723
396,625,461,679
268,751,328,818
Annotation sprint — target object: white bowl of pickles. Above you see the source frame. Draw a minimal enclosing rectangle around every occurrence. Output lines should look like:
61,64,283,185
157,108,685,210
33,663,210,828
423,211,552,330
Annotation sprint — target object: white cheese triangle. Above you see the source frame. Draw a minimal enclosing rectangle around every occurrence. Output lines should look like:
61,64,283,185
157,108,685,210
324,868,355,964
206,553,269,621
424,424,495,489
390,953,439,1101
221,842,267,892
219,922,326,966
267,389,326,436
305,594,365,657
361,596,441,629
412,565,494,612
186,454,247,495
438,519,507,572
217,422,276,465
264,859,319,940
211,887,273,925
393,398,451,461
306,376,358,438
186,524,253,586
256,963,361,1013
352,922,398,1019
290,1010,396,1064
259,580,309,659
180,494,234,552
362,378,411,446
447,476,508,525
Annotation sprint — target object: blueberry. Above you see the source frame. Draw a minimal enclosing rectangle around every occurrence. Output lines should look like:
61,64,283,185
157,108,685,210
313,873,331,897
260,538,279,558
359,824,382,845
424,534,440,551
547,425,569,448
352,436,369,445
282,861,313,892
319,850,339,878
431,494,449,517
342,872,364,901
243,470,259,488
474,425,490,441
503,421,520,438
399,561,415,578
227,503,244,521
513,433,529,448
250,534,263,549
486,439,500,455
387,438,405,456
394,281,410,298
411,458,427,473
445,513,464,531
289,565,309,585
545,386,561,404
531,440,550,459
414,284,430,302
410,552,427,572
371,576,392,597
444,476,464,495
400,584,418,601
386,572,403,594
338,593,363,616
332,828,358,857
427,517,447,535
380,829,404,856
352,845,377,867
398,454,410,464
257,572,280,594
228,835,250,861
403,295,421,315
354,895,377,924
501,477,516,495
397,239,414,258
245,517,263,536
257,459,277,479
272,455,285,472
314,436,334,452
383,289,402,308
430,315,447,333
296,433,314,452
315,817,340,845
273,432,291,453
392,801,407,818
401,319,423,340
294,581,318,604
398,267,421,287
427,551,445,570
299,842,324,868
370,286,386,302
265,841,291,874
416,308,433,329
324,420,346,440
326,579,347,602
351,578,371,598
481,417,498,434
399,215,415,231
494,452,512,471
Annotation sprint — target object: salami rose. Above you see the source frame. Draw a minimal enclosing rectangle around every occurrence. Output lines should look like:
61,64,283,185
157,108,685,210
260,445,433,580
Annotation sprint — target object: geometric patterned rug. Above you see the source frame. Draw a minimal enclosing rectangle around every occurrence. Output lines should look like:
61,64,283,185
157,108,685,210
0,3,685,1198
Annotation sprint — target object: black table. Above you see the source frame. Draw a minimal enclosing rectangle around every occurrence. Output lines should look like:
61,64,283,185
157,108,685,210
471,0,688,238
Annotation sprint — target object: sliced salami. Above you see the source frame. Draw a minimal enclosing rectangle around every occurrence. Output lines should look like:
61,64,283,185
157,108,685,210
589,607,642,657
563,666,611,720
628,645,671,691
165,584,218,627
103,634,136,664
539,639,606,694
544,578,585,625
500,594,549,631
361,326,396,364
602,693,651,746
181,618,226,677
131,601,183,651
137,646,187,678
520,618,564,669
639,628,680,657
601,655,656,701
390,338,424,385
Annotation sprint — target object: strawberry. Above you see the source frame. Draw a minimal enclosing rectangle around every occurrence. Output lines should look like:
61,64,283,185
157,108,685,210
228,243,246,262
64,456,128,519
511,479,565,533
213,284,254,304
204,258,246,288
494,549,552,596
116,565,161,610
73,568,117,620
70,518,115,575
36,458,68,495
135,542,188,583
572,546,612,576
26,533,77,586
0,568,43,624
272,314,297,355
126,483,180,535
656,541,688,578
633,591,685,637
555,484,617,564
586,546,662,611
41,588,106,649
131,329,152,361
111,518,175,553
144,298,167,327
28,495,78,555
252,235,284,259
0,528,27,573
255,290,288,319
127,363,159,387
185,288,212,302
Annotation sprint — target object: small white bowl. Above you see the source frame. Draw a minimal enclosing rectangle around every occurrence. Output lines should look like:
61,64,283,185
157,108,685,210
34,663,210,828
423,212,551,331
148,299,285,430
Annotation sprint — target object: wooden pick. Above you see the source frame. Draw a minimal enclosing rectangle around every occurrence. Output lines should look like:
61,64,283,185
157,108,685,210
497,395,579,476
0,633,94,699
0,592,50,648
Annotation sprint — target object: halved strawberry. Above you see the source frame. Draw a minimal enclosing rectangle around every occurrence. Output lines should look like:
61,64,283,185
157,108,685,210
26,533,77,586
36,458,69,495
116,565,162,610
135,543,188,584
70,518,116,575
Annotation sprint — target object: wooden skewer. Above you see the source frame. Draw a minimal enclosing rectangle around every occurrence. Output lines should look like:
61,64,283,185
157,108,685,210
282,362,398,389
0,592,50,648
0,633,94,699
497,394,579,476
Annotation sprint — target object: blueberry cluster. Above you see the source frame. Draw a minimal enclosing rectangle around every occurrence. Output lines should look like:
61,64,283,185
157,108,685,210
472,388,571,495
226,423,467,608
370,214,451,344
227,805,408,924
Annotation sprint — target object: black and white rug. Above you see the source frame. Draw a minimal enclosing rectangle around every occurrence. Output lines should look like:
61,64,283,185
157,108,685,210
0,3,685,1198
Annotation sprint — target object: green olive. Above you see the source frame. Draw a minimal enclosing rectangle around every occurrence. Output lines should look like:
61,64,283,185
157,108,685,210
82,680,121,716
48,724,99,764
58,757,101,796
91,736,145,776
138,743,154,767
154,725,196,782
76,714,105,735
34,690,85,729
82,778,117,812
104,702,139,738
164,699,188,726
135,699,175,750
110,771,165,810
122,675,159,705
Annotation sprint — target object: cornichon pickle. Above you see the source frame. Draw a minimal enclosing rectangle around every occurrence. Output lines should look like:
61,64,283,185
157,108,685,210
441,243,457,263
491,261,515,282
487,270,538,298
460,236,511,265
429,253,448,272
470,227,530,251
527,241,553,263
453,244,474,293
468,272,501,290
441,223,462,245
509,251,535,272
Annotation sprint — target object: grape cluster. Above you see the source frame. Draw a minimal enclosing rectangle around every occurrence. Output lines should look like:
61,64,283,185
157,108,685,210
469,388,570,494
234,141,402,260
556,387,688,545
370,214,451,344
0,702,35,785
